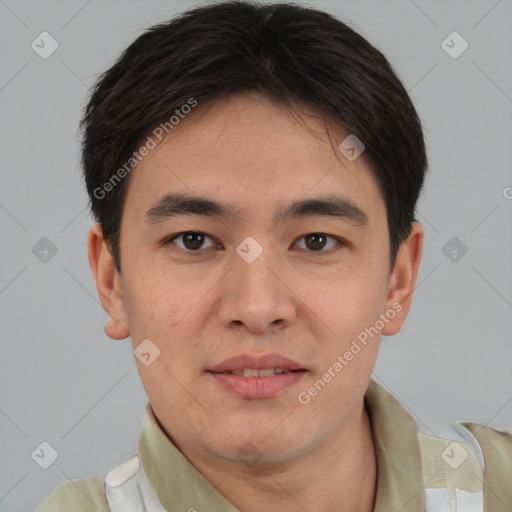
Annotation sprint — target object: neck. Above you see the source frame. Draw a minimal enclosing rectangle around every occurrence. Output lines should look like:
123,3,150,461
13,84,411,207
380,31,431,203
179,400,377,512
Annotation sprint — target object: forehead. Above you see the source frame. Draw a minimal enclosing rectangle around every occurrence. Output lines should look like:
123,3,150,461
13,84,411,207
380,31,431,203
124,92,385,225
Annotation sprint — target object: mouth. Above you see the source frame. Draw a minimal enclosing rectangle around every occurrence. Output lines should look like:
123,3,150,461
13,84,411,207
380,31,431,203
207,354,308,398
208,353,305,373
211,368,304,377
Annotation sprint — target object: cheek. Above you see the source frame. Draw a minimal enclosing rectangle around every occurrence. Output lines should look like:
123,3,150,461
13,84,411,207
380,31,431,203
308,267,387,328
123,271,211,373
305,268,388,382
121,271,180,340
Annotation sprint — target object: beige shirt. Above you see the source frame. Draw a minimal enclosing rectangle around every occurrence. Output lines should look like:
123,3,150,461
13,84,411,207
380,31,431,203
37,379,512,511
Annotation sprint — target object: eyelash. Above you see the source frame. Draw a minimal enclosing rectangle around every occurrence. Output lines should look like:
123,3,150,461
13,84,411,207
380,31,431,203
163,231,347,254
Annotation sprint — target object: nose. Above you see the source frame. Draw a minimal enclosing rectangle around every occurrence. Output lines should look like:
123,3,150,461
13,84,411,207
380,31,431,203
216,240,297,335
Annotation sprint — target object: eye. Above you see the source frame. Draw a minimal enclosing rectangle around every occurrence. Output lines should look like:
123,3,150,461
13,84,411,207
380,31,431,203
294,233,344,252
165,231,219,251
164,231,345,253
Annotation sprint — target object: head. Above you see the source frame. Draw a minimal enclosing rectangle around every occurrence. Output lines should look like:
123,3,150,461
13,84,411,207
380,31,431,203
86,1,425,467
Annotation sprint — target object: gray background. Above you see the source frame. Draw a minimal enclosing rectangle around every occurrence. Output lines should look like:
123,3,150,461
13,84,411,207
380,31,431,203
1,0,511,510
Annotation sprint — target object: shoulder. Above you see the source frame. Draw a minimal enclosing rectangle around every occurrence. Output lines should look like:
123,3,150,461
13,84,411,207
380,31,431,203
461,421,512,458
461,421,512,505
37,474,109,512
416,419,512,510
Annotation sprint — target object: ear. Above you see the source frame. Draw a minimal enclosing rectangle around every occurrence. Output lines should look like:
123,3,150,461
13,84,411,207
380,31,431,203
88,223,130,340
381,222,424,335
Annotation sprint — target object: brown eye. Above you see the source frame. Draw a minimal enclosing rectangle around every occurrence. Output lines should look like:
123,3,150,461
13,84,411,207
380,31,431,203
305,233,327,250
183,232,206,250
296,233,342,252
168,231,217,251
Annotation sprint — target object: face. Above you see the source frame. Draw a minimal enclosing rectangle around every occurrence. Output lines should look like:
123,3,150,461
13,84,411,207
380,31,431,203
91,92,421,466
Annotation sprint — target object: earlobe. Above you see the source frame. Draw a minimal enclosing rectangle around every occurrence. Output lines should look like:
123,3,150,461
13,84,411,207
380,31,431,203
104,316,130,340
88,223,130,340
381,222,424,336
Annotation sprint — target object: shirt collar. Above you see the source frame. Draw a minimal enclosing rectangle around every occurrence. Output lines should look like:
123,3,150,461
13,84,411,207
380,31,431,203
137,378,425,511
364,378,425,511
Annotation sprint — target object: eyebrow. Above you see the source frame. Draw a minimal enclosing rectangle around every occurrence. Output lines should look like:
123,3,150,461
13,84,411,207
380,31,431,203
145,192,369,227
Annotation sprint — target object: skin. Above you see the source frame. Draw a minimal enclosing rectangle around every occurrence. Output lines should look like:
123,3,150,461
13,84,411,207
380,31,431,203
88,91,423,512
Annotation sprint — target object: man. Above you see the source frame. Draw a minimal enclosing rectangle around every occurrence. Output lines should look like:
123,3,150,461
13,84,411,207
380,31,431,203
37,1,512,511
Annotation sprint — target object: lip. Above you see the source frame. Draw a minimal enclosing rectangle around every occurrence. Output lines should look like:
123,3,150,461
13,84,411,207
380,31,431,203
208,354,305,373
208,371,306,399
207,353,307,399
